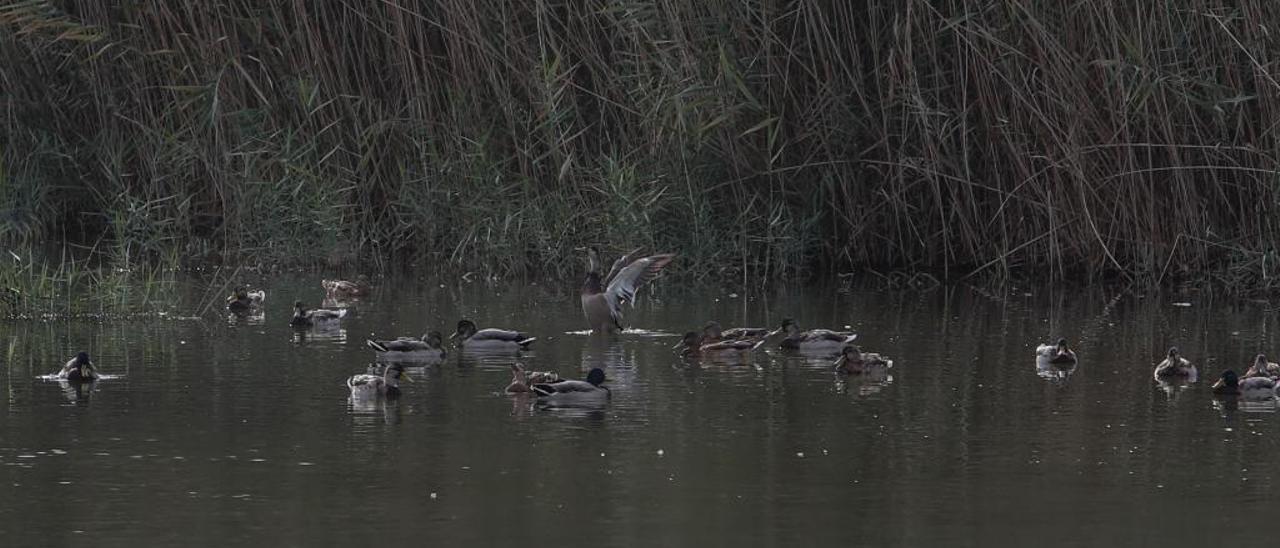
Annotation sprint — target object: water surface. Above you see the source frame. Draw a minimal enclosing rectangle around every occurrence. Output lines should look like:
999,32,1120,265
1,277,1276,546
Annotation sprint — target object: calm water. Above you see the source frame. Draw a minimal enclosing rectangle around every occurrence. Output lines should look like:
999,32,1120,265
3,276,1279,546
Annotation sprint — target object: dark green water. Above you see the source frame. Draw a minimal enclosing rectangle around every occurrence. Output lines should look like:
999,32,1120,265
2,276,1277,546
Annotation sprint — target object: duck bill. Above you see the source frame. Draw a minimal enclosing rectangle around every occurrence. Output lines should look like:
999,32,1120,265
448,331,459,341
401,371,415,383
1212,378,1224,390
833,355,846,370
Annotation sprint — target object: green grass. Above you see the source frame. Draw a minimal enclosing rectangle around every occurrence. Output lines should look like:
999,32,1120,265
3,1,1280,290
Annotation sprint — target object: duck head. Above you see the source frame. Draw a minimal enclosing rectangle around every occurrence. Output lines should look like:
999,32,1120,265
702,321,724,340
384,362,412,387
1167,347,1180,360
450,320,477,341
834,345,864,372
1254,354,1269,369
674,331,702,354
232,286,249,300
510,363,528,382
586,368,606,387
425,331,445,349
74,352,91,367
586,246,603,274
1214,369,1239,391
1054,338,1073,357
780,318,799,335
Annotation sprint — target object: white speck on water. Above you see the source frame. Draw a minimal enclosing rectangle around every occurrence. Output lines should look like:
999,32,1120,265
1225,428,1233,432
822,449,829,456
298,462,314,466
796,452,805,458
16,454,35,459
58,481,71,485
461,466,470,471
1172,302,1192,307
51,449,66,455
430,492,438,499
728,293,739,298
600,452,606,457
656,449,664,457
250,459,265,463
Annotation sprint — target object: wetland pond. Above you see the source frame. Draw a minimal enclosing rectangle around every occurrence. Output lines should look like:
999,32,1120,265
2,275,1278,546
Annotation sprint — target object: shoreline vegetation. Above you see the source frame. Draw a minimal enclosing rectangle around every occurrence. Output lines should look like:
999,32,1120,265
5,1,1280,311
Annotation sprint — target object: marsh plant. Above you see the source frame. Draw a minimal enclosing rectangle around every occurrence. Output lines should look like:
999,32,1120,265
3,1,1280,291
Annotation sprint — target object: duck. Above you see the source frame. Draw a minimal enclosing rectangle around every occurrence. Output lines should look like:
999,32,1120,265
1244,354,1280,378
1035,338,1078,365
322,275,371,299
505,363,561,393
289,301,348,328
449,319,536,351
532,367,610,407
834,345,893,375
57,352,98,382
581,246,675,333
675,331,765,357
1213,369,1276,399
347,362,412,398
366,331,447,361
1153,347,1194,378
701,321,772,342
226,286,266,312
774,319,856,354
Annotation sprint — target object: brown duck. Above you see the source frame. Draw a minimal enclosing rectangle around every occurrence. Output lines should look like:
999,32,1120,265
581,247,674,333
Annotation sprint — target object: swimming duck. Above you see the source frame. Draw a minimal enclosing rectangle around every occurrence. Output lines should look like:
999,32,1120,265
676,331,765,357
701,321,772,342
1153,347,1194,378
226,286,265,312
347,362,412,398
57,352,98,382
505,363,561,393
449,319,536,351
834,345,893,375
581,247,674,333
289,301,348,328
774,319,856,354
1035,338,1078,365
1213,369,1276,399
1244,354,1280,378
366,331,447,361
322,275,371,299
532,367,610,406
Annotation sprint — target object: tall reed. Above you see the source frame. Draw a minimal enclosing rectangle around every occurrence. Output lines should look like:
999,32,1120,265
3,1,1279,286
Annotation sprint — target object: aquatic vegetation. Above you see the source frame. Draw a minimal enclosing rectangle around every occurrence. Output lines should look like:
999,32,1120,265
4,1,1280,287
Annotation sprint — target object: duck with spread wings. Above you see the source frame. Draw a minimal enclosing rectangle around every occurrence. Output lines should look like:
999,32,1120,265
581,247,674,333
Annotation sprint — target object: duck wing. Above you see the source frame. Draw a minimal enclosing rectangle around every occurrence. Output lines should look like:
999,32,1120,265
722,327,770,339
803,330,854,343
533,379,597,395
470,328,532,342
367,338,426,352
310,308,348,321
605,253,675,310
603,248,644,287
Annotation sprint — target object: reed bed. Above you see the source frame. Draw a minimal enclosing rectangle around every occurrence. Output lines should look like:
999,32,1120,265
3,1,1280,289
